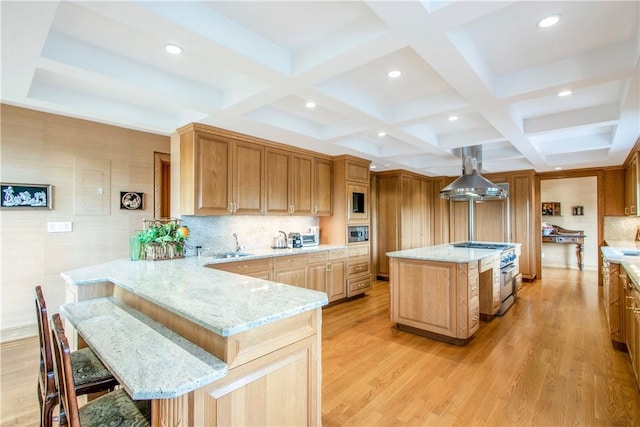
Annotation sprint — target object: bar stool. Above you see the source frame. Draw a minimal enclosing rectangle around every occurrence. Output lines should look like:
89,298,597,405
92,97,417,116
50,313,151,426
35,286,119,427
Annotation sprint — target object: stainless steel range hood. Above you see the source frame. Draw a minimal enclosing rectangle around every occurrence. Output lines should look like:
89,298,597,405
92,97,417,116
439,145,508,200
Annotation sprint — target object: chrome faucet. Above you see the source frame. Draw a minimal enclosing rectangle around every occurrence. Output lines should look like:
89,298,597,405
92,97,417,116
233,233,241,252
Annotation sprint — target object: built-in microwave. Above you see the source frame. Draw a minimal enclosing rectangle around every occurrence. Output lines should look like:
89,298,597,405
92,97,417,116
347,225,369,243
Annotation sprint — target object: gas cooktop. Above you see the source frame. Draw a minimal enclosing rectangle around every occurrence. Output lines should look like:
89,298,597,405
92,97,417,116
453,242,511,250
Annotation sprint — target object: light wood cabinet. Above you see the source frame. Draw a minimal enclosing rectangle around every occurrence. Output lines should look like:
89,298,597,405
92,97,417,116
347,183,369,222
604,168,626,216
626,152,639,216
347,244,371,297
603,259,624,344
274,254,308,287
327,250,346,302
179,127,264,216
208,257,273,281
479,255,500,316
375,171,433,279
623,268,640,390
265,150,330,216
307,251,329,292
389,257,479,344
313,157,333,216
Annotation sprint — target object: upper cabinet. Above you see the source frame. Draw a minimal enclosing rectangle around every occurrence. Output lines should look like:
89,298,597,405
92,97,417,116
179,126,264,216
265,149,332,216
626,152,639,216
604,168,626,216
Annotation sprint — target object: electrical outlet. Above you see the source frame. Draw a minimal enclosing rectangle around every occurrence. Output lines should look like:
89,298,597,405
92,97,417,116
47,221,73,233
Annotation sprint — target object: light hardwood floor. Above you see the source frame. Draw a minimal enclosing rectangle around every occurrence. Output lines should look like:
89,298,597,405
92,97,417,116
2,268,639,426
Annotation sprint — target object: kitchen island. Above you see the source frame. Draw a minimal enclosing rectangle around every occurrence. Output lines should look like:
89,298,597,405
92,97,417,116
61,255,328,427
387,243,519,345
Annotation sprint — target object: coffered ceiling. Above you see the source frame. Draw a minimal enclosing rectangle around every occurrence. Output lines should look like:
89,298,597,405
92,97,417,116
2,1,638,176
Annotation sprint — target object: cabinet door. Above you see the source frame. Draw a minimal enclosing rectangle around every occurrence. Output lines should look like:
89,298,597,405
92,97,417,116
275,267,307,288
196,134,232,215
313,158,332,216
327,260,346,302
511,172,536,280
233,141,264,215
291,154,313,215
307,262,328,292
626,153,639,215
265,148,291,215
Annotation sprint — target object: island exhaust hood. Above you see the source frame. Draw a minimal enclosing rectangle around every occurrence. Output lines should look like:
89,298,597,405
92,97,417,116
439,145,508,200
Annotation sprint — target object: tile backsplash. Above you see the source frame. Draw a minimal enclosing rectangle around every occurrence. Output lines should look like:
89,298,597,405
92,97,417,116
604,216,640,241
180,215,319,255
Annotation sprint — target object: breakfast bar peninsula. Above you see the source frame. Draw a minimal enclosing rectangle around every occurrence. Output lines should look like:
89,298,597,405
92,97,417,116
387,242,519,345
61,255,328,427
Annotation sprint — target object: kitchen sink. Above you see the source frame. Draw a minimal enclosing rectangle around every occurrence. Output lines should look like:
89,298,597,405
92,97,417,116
211,252,253,259
620,250,640,257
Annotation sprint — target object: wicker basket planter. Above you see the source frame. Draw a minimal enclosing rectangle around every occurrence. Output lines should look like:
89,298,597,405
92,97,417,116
137,218,188,261
143,242,185,261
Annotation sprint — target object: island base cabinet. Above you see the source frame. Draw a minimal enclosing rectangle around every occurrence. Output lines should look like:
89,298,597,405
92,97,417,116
389,258,479,344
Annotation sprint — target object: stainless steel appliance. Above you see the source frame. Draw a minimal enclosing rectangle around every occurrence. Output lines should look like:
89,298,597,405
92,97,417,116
288,232,302,248
272,231,288,249
347,225,369,243
300,232,319,247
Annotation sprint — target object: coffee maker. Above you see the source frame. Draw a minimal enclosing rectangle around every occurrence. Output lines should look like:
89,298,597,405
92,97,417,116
288,232,302,248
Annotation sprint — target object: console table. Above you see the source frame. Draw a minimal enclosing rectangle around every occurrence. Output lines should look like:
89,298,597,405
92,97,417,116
542,225,586,270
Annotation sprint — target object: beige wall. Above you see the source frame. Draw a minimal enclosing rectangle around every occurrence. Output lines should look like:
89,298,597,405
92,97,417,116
540,176,598,270
0,104,169,342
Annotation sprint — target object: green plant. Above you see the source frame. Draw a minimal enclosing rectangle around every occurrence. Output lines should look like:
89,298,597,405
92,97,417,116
137,220,189,254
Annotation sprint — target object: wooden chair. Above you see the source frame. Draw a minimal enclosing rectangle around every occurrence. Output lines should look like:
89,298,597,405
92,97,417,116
50,313,150,426
35,286,119,427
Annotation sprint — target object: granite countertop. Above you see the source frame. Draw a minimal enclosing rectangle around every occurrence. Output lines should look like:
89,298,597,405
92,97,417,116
386,242,521,263
601,240,640,287
61,253,329,337
61,297,228,399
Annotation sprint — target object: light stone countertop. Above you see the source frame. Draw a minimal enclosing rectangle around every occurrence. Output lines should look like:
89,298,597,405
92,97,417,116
386,242,521,263
61,297,228,400
61,252,329,337
601,242,640,288
202,244,346,264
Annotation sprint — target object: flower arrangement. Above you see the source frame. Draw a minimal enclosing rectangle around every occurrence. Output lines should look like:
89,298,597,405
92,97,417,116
137,218,189,260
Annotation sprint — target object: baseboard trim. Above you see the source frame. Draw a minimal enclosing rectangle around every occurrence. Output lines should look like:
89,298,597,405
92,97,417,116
0,324,37,344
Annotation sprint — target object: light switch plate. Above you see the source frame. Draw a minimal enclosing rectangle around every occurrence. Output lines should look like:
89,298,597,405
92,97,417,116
47,221,73,232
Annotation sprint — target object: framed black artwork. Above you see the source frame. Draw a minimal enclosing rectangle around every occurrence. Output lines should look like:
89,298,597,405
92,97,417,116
120,192,144,210
1,183,52,209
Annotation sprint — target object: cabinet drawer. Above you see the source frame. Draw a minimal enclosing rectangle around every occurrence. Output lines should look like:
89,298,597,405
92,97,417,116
469,276,479,299
469,299,480,332
347,276,371,296
543,235,578,243
209,257,273,274
274,254,308,269
347,260,370,276
479,256,497,273
347,245,369,257
307,251,329,264
329,249,347,260
468,262,478,274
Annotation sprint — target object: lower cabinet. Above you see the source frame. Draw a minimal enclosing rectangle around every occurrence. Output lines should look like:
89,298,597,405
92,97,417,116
624,273,640,389
274,254,308,287
389,257,479,344
478,255,500,316
603,259,624,344
327,249,346,302
210,257,273,281
347,244,371,297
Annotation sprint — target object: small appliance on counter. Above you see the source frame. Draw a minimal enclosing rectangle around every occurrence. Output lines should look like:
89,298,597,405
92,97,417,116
301,230,319,246
272,231,288,249
288,232,303,248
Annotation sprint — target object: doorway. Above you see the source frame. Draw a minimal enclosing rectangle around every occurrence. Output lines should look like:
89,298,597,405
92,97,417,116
154,152,171,218
540,176,598,271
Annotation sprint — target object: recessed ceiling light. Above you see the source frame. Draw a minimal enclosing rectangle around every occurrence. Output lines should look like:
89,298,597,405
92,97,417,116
377,131,386,137
555,166,563,170
305,101,316,109
164,43,183,54
537,14,560,28
387,70,402,79
557,90,572,97
370,165,377,169
449,115,459,122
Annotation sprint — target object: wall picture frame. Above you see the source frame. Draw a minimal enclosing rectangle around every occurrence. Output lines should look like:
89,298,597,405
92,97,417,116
542,202,561,216
120,191,144,210
1,183,52,209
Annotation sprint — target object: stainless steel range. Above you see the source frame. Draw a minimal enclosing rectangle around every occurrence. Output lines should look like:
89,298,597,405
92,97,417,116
453,242,518,315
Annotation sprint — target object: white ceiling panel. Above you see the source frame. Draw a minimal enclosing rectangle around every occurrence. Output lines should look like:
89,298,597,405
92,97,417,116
1,0,638,176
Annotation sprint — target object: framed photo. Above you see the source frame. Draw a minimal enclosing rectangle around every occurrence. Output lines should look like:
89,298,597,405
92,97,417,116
120,191,144,210
542,202,561,216
1,183,52,209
